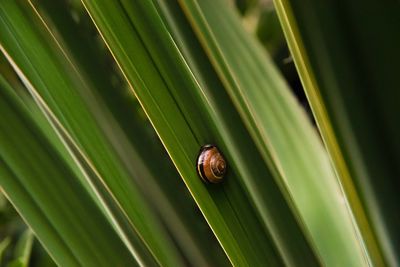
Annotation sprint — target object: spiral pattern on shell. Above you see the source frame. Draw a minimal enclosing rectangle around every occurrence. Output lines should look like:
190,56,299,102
197,145,227,183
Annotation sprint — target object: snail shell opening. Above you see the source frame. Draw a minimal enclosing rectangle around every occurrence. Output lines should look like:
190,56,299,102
197,145,227,183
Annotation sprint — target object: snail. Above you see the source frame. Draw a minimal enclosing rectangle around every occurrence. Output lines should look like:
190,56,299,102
197,145,227,183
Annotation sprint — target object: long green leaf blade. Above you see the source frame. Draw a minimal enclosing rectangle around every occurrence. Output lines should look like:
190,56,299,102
0,1,182,266
0,76,138,267
135,0,321,265
81,0,294,265
177,1,369,266
33,1,229,264
8,229,34,267
273,0,400,265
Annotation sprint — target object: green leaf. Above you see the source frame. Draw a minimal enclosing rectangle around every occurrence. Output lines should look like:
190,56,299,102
0,237,11,263
81,0,365,265
273,0,400,265
0,1,231,266
155,1,321,265
0,1,187,266
7,229,34,267
31,1,229,264
0,0,380,266
0,75,138,266
81,0,308,265
177,0,370,266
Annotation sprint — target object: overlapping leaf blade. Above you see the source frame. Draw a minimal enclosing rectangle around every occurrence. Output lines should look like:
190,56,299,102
81,0,367,266
273,0,400,265
0,76,138,267
82,0,289,265
30,1,229,265
0,1,183,266
7,229,34,267
177,1,368,266
0,0,381,266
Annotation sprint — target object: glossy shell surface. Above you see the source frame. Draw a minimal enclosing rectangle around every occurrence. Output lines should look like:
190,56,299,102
197,145,227,183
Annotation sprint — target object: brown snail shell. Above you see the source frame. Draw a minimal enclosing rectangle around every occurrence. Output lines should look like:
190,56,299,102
197,145,227,183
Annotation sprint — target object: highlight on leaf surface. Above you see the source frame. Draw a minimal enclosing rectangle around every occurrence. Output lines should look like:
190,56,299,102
0,0,394,266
